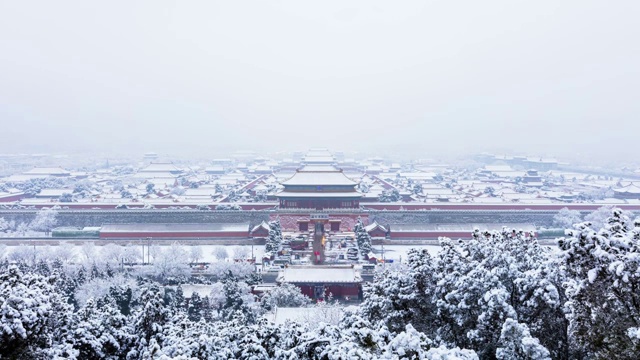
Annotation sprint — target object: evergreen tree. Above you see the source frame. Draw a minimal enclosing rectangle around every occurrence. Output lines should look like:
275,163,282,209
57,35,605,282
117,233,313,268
76,265,87,285
496,319,551,360
266,219,282,253
362,229,565,359
187,292,204,322
35,258,50,276
0,266,75,359
220,274,256,324
354,218,372,257
129,284,170,358
559,208,640,359
109,285,134,316
90,263,102,280
174,284,186,310
201,296,215,322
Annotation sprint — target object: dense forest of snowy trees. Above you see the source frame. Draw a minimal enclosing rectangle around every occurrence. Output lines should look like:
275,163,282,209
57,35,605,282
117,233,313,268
1,208,639,359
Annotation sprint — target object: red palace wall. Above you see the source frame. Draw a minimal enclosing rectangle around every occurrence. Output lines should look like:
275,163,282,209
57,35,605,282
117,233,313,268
274,213,369,232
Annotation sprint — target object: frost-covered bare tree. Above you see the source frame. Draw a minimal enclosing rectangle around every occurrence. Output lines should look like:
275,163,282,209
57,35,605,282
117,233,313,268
101,243,124,265
552,207,582,229
80,242,97,264
147,243,190,282
584,205,614,231
260,283,312,311
232,246,251,261
29,208,58,235
213,246,228,262
189,245,203,264
0,217,14,233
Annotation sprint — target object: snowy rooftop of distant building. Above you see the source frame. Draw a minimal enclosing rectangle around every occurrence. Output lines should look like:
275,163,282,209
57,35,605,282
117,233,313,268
614,183,640,194
133,172,178,179
364,221,387,233
305,148,333,157
303,156,335,163
281,166,358,186
139,162,182,173
482,165,513,172
277,266,362,283
23,167,71,175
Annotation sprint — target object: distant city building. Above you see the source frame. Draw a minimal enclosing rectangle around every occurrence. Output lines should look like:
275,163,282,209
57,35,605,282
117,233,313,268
143,152,159,163
476,153,559,171
613,183,640,199
134,162,183,183
23,167,71,177
302,148,336,166
522,170,543,187
205,165,226,175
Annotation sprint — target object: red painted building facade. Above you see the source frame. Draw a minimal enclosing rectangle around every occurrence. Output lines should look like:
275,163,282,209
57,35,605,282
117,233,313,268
277,266,362,300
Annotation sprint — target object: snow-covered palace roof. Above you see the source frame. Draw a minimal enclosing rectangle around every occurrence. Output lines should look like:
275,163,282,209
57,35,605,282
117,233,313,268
277,265,362,284
281,165,358,187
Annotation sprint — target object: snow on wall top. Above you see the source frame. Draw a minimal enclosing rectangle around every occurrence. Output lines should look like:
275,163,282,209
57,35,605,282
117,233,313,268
100,223,250,233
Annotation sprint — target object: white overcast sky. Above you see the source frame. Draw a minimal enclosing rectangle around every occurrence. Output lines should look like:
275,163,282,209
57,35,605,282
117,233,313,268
0,1,638,160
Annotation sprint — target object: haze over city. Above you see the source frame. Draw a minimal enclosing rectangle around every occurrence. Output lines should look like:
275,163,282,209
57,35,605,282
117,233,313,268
1,1,639,161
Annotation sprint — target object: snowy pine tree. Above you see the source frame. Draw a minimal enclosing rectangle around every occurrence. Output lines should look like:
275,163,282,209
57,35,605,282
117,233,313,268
559,208,640,359
266,219,282,253
220,273,257,324
0,266,74,358
129,284,171,358
187,291,204,322
496,319,551,360
354,217,372,257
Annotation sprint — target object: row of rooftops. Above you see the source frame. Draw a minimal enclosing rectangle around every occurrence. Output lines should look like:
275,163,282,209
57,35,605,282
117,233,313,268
5,149,640,207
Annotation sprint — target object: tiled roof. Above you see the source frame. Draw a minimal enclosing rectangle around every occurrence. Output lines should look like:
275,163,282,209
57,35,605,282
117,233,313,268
281,166,357,186
277,266,362,283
